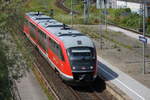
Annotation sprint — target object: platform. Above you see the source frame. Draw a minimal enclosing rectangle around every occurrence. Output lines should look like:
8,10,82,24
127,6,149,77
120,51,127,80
97,56,150,100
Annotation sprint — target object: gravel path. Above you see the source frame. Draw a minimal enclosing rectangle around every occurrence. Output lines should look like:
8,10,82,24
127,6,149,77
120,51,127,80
15,69,48,100
106,25,150,44
2,32,49,100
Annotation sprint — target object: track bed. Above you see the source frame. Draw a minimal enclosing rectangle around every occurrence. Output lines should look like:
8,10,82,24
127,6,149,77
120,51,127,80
16,30,116,100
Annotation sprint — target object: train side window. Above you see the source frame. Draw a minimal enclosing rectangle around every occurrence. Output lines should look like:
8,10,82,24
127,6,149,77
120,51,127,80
37,29,47,51
24,19,29,25
29,22,36,30
49,37,64,61
57,45,64,61
29,22,31,28
38,30,46,39
49,37,55,53
29,22,36,39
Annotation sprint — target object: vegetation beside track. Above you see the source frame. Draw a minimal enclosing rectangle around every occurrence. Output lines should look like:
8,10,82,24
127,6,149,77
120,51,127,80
23,0,82,24
73,25,133,49
0,40,11,100
64,1,150,35
0,0,60,99
0,1,19,99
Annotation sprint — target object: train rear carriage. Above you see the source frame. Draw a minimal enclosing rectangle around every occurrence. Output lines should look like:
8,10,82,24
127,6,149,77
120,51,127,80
23,12,97,85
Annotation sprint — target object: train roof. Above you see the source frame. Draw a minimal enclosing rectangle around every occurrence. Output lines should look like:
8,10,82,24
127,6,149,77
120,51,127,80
25,12,94,49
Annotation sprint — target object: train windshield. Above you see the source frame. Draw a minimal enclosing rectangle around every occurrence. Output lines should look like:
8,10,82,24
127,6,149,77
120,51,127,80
67,47,96,70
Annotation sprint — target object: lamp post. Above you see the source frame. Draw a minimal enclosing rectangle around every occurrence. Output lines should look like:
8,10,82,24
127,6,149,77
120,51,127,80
142,1,146,74
104,0,107,31
84,0,90,24
71,0,73,28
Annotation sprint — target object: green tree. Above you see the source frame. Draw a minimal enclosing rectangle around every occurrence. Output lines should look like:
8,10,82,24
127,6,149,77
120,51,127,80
0,41,11,100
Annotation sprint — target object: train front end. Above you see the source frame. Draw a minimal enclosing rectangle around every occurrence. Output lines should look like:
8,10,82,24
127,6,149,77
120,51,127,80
61,33,97,85
67,47,97,83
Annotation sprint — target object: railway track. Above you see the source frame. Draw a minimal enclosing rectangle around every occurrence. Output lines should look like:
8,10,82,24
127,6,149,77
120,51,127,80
9,10,116,100
21,34,79,100
21,32,115,100
14,26,116,100
55,0,79,14
1,0,129,100
55,0,70,13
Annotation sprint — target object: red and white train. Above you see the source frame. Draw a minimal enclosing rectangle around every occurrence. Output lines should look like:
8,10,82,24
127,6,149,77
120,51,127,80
23,12,97,84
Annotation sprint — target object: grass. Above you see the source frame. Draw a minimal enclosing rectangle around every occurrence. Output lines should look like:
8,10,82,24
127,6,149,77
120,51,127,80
73,26,132,49
73,26,100,38
22,0,76,24
63,0,102,24
24,0,59,13
102,34,132,50
64,0,83,12
32,66,54,100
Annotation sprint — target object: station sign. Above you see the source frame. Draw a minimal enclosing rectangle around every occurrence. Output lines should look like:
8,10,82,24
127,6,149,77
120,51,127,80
139,36,147,43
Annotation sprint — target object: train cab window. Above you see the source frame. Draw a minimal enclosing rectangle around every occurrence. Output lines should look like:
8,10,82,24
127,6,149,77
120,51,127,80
67,47,95,67
71,49,91,57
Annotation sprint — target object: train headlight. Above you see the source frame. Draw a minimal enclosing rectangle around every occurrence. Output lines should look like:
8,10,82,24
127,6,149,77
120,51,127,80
90,66,94,69
72,67,76,70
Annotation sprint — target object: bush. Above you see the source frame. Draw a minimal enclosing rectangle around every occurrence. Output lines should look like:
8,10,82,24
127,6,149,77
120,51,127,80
107,8,140,29
0,42,11,100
